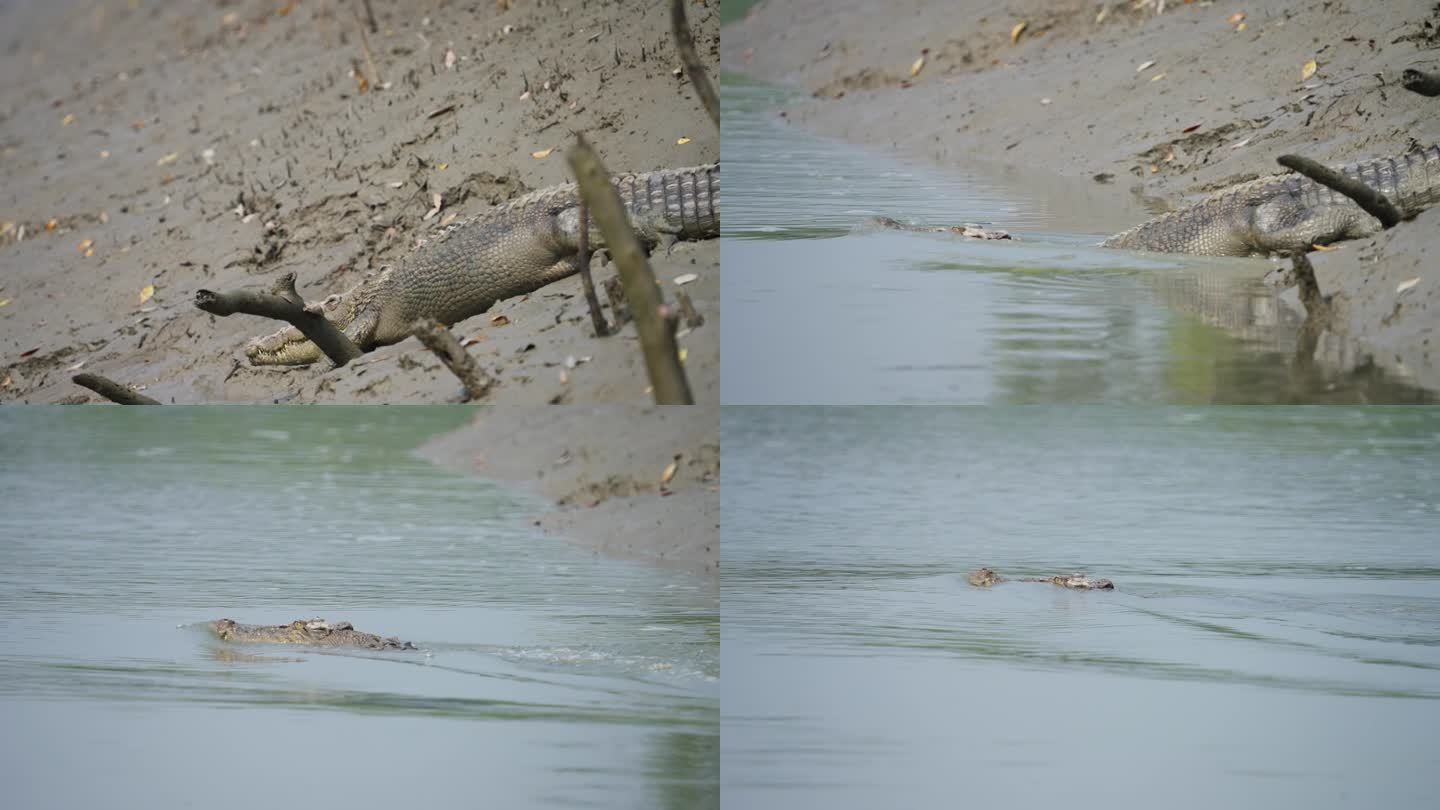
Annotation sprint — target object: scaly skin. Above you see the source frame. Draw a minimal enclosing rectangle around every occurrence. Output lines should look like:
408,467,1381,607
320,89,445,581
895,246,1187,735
209,618,418,650
967,567,1115,590
1103,145,1440,256
247,164,720,365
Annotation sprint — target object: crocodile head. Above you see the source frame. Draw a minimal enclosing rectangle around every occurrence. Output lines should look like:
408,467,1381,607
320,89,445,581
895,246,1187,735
967,567,1004,587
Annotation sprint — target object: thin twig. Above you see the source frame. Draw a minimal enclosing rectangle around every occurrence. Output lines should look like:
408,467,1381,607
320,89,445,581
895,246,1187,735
72,373,161,405
604,276,631,329
1277,154,1403,229
353,1,383,88
361,0,379,34
1402,68,1440,97
575,201,610,337
194,272,365,367
567,135,693,404
411,318,496,401
670,0,719,127
675,290,704,329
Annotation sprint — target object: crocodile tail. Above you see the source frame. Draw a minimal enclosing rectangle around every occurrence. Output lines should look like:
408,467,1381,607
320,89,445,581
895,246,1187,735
612,164,720,241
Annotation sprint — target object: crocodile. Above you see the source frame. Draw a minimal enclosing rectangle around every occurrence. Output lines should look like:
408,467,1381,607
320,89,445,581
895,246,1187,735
208,618,418,650
870,145,1438,257
860,215,1013,241
1103,144,1440,256
966,567,1115,590
246,163,720,365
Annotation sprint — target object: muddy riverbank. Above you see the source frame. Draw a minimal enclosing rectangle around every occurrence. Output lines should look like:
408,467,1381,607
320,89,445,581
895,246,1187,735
1,0,718,403
419,405,719,575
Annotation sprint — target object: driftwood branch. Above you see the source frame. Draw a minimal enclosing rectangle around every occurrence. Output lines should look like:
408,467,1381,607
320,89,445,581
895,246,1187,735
411,318,496,401
73,373,160,405
575,201,610,337
1402,68,1440,97
1277,154,1403,229
567,135,694,405
670,0,719,127
194,272,364,367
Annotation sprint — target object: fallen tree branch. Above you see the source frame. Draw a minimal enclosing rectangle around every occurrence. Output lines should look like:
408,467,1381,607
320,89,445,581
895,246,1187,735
670,0,719,127
73,373,160,405
575,201,610,337
411,318,496,401
1277,153,1403,229
567,135,694,404
194,272,364,367
1402,68,1440,97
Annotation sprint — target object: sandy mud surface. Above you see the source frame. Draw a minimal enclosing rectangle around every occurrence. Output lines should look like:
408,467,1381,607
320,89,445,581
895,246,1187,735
0,0,718,403
419,405,718,576
724,0,1440,392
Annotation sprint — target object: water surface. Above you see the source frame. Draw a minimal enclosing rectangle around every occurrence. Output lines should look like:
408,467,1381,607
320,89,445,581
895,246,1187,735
0,408,718,809
721,407,1440,808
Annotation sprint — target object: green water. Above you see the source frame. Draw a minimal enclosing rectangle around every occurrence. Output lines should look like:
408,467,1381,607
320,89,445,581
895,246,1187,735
719,73,1432,404
721,406,1440,808
0,408,718,809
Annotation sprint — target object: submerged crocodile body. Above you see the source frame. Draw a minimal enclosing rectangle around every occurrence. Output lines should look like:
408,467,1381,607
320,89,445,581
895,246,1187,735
967,567,1115,591
247,164,720,365
209,618,418,650
1103,145,1440,256
861,215,1013,241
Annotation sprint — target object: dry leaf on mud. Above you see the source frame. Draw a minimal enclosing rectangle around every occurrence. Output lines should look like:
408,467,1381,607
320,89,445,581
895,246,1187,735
1228,12,1246,25
673,273,699,285
65,360,85,372
61,113,75,127
19,347,40,359
909,54,925,77
45,218,57,231
439,212,458,227
156,152,180,166
445,48,457,71
138,284,154,304
77,239,94,254
1397,277,1421,295
1,373,11,387
1300,59,1318,81
423,193,442,221
0,298,10,308
1236,22,1247,31
490,314,510,326
1151,73,1166,82
660,457,679,486
1230,137,1253,149
531,147,555,159
1010,21,1027,45
1136,60,1156,73
1182,122,1203,133
676,137,692,146
1311,243,1340,252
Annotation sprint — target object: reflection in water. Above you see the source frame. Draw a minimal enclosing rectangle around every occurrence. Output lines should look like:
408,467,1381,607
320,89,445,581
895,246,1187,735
721,72,1433,403
722,407,1440,809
